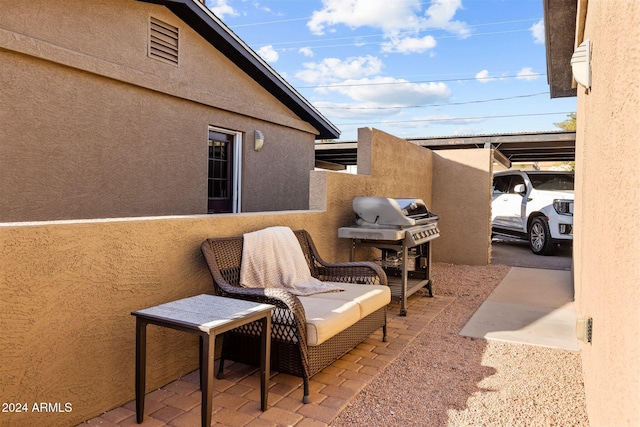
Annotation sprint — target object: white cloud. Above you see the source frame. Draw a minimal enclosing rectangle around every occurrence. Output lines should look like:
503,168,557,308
314,101,397,120
307,0,422,35
451,125,484,135
307,0,468,38
530,19,545,44
516,67,539,81
475,68,537,83
207,0,238,20
476,69,492,83
298,47,315,57
327,77,451,106
423,0,470,37
426,115,482,125
397,114,483,128
381,35,437,54
257,45,279,63
295,55,384,84
252,2,274,14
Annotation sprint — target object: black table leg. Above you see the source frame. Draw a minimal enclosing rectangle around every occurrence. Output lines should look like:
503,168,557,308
201,333,215,427
199,336,204,389
135,319,147,424
259,315,271,411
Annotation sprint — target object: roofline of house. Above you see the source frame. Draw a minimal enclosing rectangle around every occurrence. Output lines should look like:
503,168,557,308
543,0,578,98
138,0,341,139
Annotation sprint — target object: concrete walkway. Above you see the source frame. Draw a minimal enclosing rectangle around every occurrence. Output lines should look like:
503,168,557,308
459,267,580,351
79,293,455,427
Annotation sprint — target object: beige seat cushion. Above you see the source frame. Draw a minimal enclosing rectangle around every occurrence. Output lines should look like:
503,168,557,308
307,283,391,319
297,297,361,346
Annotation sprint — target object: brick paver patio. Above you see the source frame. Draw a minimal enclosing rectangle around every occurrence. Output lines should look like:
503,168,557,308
80,292,455,427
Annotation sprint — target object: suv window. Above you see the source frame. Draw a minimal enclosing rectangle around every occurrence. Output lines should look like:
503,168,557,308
509,175,525,193
493,176,511,194
529,174,574,191
493,175,525,194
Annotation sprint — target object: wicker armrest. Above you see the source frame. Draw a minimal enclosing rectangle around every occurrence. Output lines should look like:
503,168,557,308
216,285,292,309
220,286,309,345
200,240,309,349
296,230,387,286
316,261,388,286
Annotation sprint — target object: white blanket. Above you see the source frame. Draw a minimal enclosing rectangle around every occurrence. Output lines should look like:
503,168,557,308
240,226,344,296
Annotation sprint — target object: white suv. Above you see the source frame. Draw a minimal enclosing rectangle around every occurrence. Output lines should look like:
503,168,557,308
492,170,574,255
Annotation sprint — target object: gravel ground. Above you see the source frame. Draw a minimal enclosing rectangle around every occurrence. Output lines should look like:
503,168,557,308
331,263,589,427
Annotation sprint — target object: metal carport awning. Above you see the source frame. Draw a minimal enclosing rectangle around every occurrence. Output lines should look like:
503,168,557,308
315,131,576,169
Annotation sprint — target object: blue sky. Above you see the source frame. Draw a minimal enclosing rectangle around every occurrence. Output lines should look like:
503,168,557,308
204,0,576,141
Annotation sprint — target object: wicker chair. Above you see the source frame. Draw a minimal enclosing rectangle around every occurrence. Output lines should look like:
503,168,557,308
200,229,388,403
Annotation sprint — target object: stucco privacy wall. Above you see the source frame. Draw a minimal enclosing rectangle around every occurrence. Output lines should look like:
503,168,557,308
0,213,323,427
0,0,318,221
572,2,640,425
312,128,436,261
0,127,494,426
342,130,491,266
431,149,492,265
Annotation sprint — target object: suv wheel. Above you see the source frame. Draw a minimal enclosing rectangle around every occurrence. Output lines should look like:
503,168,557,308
529,217,556,255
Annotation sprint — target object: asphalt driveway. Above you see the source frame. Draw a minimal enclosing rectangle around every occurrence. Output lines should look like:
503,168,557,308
491,237,572,271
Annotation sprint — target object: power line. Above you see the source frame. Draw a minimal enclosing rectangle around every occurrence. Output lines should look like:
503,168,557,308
225,5,541,49
298,73,546,89
254,28,533,50
231,12,539,32
320,92,549,110
231,16,308,28
334,112,574,126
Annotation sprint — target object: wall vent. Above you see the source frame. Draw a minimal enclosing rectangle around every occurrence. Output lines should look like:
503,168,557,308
149,17,179,66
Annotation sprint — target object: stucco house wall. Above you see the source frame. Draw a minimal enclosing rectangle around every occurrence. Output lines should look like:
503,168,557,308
0,127,492,426
0,0,323,221
570,2,640,425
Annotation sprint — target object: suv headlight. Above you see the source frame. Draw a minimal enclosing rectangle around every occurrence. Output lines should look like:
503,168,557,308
553,199,573,215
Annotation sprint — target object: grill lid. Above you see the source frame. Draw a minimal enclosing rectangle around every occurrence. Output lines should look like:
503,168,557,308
353,197,439,228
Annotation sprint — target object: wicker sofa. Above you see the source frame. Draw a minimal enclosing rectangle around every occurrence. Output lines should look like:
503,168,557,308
200,229,390,403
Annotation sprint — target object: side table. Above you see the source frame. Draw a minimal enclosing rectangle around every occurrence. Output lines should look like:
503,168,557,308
131,294,274,427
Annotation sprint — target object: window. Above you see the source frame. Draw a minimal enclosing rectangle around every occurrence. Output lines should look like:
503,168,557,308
529,174,575,191
508,175,525,193
493,175,525,194
208,128,241,213
493,176,511,194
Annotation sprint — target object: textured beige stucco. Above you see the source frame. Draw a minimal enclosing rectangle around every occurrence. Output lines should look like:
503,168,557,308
317,128,435,262
0,213,321,427
0,0,319,221
572,2,640,425
0,127,492,426
431,149,493,265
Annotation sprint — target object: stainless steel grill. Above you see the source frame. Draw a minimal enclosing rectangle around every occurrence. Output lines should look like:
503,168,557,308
338,197,441,316
353,197,439,226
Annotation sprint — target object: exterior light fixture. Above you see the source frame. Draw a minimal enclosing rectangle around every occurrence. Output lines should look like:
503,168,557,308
254,130,264,151
570,39,591,90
